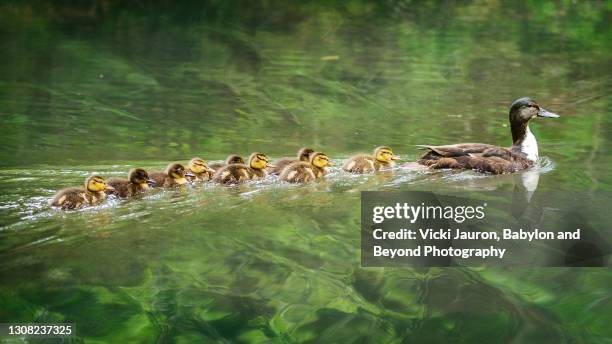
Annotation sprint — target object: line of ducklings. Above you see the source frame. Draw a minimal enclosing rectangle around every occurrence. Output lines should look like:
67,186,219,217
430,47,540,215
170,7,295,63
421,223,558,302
50,146,399,210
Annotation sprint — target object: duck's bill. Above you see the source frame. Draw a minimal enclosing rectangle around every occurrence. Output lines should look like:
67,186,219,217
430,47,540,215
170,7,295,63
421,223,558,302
105,185,115,191
391,155,400,161
185,172,195,177
266,164,276,168
537,108,560,118
146,178,157,186
327,161,335,166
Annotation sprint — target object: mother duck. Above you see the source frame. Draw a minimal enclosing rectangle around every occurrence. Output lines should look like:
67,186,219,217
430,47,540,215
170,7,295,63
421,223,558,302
416,97,559,174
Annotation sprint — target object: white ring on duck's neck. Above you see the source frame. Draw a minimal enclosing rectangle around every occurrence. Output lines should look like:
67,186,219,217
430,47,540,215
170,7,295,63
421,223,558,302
519,125,539,162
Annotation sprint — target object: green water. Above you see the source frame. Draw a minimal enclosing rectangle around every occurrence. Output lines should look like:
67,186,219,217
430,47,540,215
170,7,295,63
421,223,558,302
1,1,611,343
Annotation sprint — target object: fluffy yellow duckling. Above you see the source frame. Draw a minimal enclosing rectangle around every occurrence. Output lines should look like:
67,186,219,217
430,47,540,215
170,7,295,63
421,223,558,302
186,157,214,182
149,163,193,187
270,147,314,175
106,168,155,198
50,175,114,210
209,154,245,171
342,146,399,173
280,152,334,183
246,153,274,180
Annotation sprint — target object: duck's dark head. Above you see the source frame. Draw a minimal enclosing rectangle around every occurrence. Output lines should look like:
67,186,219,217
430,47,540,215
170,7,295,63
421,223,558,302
297,147,315,161
509,97,559,143
129,168,155,187
510,97,559,123
226,154,245,165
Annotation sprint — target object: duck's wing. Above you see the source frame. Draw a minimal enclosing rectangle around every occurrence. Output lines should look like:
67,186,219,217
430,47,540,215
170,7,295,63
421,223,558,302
342,155,375,173
417,144,532,174
432,155,530,174
416,143,499,157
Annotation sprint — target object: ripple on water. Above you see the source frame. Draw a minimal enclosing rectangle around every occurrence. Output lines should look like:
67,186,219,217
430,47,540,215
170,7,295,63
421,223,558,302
1,158,559,226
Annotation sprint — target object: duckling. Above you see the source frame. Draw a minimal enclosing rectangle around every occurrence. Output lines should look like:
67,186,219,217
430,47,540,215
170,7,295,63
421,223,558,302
280,152,334,183
269,147,314,175
246,152,274,180
209,155,245,171
186,157,214,182
212,163,251,185
416,97,560,174
106,168,156,198
342,146,399,173
149,163,193,187
50,175,114,210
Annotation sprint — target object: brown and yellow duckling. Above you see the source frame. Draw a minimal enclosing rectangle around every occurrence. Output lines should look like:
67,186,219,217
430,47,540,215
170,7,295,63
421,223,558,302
342,146,399,173
149,163,194,187
212,162,251,185
209,154,245,172
246,153,274,180
50,175,114,210
269,147,314,175
106,168,156,198
280,152,334,183
212,153,274,184
186,157,214,182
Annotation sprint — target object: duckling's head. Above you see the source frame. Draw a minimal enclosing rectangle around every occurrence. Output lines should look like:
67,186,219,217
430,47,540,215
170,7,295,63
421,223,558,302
165,163,191,179
374,146,400,163
129,168,155,187
509,97,559,125
310,152,334,168
189,157,211,174
226,155,245,165
297,147,315,161
85,175,114,193
249,153,274,170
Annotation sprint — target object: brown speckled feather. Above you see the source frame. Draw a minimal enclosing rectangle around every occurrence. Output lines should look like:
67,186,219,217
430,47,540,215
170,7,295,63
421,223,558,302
149,171,185,187
279,162,318,183
210,155,245,172
248,167,268,180
185,168,212,182
417,144,533,174
106,178,148,198
50,187,105,210
212,164,251,184
342,154,395,173
270,148,314,175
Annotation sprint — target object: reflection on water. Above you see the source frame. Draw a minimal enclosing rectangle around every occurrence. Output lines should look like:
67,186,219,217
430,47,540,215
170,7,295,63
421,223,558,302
1,0,611,342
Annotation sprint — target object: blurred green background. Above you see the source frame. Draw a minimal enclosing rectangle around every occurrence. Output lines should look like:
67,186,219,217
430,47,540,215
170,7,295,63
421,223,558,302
0,0,611,343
